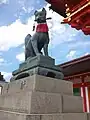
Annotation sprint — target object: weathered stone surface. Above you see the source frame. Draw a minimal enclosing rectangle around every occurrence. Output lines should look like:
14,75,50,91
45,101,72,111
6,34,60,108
87,113,90,120
30,92,62,114
0,111,26,120
11,55,64,81
42,113,87,120
12,55,56,75
0,75,86,120
0,91,84,114
41,114,62,120
26,55,55,67
0,110,40,120
0,91,62,114
62,95,83,113
61,113,87,120
0,91,32,113
30,92,83,114
2,75,73,95
18,55,55,73
11,67,64,81
0,112,87,120
34,75,73,95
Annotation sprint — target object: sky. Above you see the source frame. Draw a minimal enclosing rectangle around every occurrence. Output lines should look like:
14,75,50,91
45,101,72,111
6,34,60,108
0,0,90,81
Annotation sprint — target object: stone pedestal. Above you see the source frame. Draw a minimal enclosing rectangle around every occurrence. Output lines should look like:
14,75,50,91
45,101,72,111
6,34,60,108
0,75,89,120
10,55,64,81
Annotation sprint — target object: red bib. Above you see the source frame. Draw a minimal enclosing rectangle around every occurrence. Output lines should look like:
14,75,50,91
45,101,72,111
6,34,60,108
36,23,48,32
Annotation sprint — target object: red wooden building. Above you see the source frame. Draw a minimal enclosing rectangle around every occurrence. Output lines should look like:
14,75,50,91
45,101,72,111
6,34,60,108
45,0,90,35
58,54,90,112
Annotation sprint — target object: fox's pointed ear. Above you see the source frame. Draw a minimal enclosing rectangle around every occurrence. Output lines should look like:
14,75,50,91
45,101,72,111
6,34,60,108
42,8,46,15
42,8,46,12
34,10,37,15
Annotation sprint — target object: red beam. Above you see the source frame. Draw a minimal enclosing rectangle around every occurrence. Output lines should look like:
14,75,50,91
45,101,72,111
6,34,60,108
73,76,87,112
73,82,90,88
65,72,90,79
71,0,88,12
70,6,90,23
60,55,90,67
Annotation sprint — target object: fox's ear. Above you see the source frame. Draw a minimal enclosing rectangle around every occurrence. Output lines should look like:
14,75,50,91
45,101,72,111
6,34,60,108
34,10,37,15
42,8,46,12
42,8,46,15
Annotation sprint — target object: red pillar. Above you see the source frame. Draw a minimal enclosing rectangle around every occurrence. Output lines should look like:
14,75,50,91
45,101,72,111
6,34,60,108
82,85,87,112
82,77,87,112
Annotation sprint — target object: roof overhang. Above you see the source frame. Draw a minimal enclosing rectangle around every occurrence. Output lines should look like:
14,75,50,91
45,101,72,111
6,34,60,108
45,0,90,35
59,54,90,77
45,0,67,18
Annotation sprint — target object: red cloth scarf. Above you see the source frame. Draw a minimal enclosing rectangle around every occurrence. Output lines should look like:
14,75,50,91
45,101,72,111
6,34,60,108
36,23,48,32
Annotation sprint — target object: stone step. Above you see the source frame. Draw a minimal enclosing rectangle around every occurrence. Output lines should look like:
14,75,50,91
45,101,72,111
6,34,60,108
0,110,88,120
2,75,73,95
62,95,83,113
0,91,83,114
0,110,40,120
87,113,90,120
42,113,88,120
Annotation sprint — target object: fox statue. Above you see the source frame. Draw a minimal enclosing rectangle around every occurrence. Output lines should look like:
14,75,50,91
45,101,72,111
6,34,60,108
25,8,51,60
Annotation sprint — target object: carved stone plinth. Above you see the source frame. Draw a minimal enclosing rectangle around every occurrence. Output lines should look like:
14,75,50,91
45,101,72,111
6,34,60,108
0,75,89,120
11,55,64,81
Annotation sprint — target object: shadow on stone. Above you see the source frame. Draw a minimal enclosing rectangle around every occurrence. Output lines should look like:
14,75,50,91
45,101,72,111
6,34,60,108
46,72,56,78
15,73,29,80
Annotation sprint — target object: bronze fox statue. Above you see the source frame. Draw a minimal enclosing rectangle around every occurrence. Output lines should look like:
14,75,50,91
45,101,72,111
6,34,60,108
25,8,51,60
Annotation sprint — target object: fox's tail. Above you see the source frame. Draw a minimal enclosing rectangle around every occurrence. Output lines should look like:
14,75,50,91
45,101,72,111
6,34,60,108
25,34,31,49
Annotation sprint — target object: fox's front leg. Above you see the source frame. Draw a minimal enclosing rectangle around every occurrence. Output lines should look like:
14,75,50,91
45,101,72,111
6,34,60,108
31,39,41,56
43,44,48,56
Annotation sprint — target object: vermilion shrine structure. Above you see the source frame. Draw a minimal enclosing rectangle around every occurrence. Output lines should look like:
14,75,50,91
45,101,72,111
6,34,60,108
45,0,90,35
59,54,90,112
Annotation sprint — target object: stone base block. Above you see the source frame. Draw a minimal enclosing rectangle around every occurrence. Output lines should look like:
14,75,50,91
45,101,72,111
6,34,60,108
2,75,73,95
42,113,87,120
62,95,83,113
0,110,40,120
0,91,62,114
30,92,62,114
87,113,90,120
0,91,83,114
0,111,88,120
30,92,83,114
0,91,32,113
